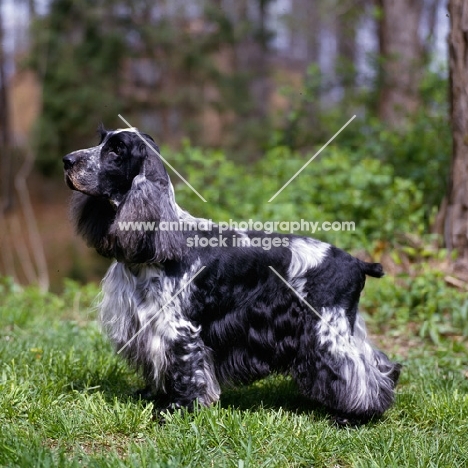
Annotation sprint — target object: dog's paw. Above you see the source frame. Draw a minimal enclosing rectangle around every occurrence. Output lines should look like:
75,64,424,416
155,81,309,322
332,413,371,428
133,386,156,401
153,402,186,425
152,408,169,425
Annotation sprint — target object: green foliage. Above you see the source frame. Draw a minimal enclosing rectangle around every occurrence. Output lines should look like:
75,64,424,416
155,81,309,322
0,278,467,467
362,266,468,344
272,67,450,225
271,64,325,150
28,0,128,175
351,109,450,218
28,0,275,175
27,0,450,230
168,142,425,251
386,70,450,211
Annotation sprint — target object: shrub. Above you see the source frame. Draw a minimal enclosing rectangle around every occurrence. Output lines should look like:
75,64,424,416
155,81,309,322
167,143,425,251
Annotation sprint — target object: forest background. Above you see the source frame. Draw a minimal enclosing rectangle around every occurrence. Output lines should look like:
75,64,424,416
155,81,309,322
0,0,460,292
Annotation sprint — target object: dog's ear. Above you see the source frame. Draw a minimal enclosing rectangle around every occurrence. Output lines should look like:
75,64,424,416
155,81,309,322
110,140,186,263
71,192,116,257
135,134,165,182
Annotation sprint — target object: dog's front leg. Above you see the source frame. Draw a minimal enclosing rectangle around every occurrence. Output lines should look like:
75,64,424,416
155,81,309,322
162,328,221,411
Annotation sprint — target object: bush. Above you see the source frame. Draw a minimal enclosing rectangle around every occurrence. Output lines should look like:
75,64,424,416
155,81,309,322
167,142,425,251
271,67,450,222
361,267,468,343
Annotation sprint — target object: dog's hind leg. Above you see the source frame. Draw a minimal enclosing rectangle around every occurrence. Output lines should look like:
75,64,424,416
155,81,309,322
292,307,401,424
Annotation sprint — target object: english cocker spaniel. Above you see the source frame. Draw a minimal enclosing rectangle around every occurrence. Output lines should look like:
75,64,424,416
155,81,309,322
63,125,401,425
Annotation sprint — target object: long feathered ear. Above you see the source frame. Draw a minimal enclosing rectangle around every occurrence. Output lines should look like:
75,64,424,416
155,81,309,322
109,139,186,263
70,192,116,258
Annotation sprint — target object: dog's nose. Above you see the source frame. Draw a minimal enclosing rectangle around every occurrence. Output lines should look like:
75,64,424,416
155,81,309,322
63,153,78,170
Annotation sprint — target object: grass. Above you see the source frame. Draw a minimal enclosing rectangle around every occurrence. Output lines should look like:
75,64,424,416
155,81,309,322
1,277,468,467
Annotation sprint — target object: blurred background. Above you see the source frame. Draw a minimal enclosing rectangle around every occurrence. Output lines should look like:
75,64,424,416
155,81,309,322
0,0,452,291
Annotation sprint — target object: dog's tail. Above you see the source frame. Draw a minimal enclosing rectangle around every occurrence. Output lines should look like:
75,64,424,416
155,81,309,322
360,261,384,278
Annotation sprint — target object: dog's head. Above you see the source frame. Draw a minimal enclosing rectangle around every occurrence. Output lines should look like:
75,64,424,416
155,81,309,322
63,124,167,206
63,125,185,263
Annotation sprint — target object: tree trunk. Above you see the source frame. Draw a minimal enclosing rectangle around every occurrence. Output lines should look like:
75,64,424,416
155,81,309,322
254,0,271,120
28,0,36,19
377,0,423,126
336,2,358,88
443,0,468,261
289,0,320,64
233,0,271,135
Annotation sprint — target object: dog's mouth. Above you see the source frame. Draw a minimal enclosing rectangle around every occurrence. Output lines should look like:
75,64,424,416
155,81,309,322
64,172,106,199
64,172,90,194
64,173,78,191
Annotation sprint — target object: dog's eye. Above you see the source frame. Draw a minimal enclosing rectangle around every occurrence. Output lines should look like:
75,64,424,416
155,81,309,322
115,142,125,155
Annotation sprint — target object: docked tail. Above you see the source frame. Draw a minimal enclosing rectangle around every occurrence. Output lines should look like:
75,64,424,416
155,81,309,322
360,261,384,278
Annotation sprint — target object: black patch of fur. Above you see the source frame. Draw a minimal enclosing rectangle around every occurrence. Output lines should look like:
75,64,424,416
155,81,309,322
71,192,116,257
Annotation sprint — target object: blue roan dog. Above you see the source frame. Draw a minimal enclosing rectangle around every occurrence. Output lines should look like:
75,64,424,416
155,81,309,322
63,125,401,425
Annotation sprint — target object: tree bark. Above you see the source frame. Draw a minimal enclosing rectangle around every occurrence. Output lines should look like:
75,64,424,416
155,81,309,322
289,0,320,64
443,0,468,260
377,0,423,126
336,2,358,88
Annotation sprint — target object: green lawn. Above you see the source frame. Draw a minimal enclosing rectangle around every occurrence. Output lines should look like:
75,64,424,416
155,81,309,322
1,278,467,468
